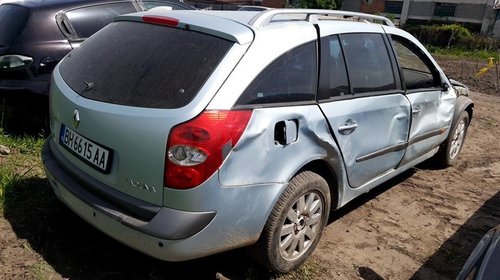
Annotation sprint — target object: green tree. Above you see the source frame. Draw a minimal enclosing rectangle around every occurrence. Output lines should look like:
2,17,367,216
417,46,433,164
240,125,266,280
295,0,337,10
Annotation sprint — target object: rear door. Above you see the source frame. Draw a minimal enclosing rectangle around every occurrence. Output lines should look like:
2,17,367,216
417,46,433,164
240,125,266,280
317,25,411,188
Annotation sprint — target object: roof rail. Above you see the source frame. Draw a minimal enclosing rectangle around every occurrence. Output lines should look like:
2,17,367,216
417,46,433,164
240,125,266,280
249,9,395,28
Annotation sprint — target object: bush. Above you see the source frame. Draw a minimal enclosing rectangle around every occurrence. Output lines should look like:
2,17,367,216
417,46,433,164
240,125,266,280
405,24,470,47
404,23,499,52
296,0,337,10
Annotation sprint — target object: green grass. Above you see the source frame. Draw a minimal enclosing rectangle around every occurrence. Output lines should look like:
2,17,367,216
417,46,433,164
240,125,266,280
278,258,330,280
0,128,53,280
0,129,44,155
427,45,500,60
30,261,57,280
0,129,45,209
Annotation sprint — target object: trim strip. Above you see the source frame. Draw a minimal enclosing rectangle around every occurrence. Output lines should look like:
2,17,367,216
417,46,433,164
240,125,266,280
408,127,448,146
356,142,407,162
356,127,448,162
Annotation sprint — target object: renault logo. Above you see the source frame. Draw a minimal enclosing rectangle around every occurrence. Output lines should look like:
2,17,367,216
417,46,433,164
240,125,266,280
73,109,80,129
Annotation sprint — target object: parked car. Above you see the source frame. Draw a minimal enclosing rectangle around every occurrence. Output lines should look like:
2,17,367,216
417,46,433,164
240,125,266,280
457,224,500,280
238,5,270,11
0,0,194,98
42,9,474,273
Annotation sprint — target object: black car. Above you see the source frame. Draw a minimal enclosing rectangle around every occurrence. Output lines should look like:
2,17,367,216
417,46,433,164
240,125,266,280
0,0,194,98
457,224,500,280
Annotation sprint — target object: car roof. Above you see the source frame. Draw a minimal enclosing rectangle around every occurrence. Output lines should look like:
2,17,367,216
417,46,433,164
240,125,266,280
132,8,395,29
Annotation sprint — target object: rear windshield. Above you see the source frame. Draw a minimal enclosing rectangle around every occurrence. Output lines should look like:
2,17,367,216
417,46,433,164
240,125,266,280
0,4,30,47
59,21,233,109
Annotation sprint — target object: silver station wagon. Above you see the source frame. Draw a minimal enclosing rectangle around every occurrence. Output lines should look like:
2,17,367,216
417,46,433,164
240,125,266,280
42,9,474,273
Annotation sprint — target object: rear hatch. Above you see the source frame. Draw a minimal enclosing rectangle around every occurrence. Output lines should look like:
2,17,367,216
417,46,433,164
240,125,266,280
50,14,253,206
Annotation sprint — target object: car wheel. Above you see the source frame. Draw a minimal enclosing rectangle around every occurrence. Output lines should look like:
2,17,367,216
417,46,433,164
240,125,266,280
251,171,331,273
435,111,470,167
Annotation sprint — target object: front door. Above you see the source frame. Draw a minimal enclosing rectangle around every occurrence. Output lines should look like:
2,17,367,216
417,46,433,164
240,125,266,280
389,35,455,165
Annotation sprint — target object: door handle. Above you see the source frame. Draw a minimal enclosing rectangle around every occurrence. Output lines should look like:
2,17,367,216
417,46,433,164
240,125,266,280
412,106,421,116
338,120,358,135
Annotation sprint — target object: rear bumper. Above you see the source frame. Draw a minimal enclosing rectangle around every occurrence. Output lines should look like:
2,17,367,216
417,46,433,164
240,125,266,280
43,139,218,260
42,138,284,261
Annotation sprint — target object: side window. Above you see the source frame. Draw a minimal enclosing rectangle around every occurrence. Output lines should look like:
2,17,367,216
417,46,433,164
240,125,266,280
325,35,350,97
341,33,396,94
65,3,136,39
236,42,317,106
392,37,439,90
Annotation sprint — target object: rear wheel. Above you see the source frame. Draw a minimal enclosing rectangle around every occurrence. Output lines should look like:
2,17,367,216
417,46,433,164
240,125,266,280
251,171,330,273
435,111,469,167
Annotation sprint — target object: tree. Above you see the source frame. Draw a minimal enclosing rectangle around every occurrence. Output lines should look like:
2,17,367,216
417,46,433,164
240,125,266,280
291,0,338,10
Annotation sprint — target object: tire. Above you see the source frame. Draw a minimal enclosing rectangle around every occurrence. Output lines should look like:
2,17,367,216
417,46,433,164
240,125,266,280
434,111,470,167
250,171,331,273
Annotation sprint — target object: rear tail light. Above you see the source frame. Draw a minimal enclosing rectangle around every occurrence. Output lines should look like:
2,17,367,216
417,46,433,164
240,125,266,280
165,110,252,189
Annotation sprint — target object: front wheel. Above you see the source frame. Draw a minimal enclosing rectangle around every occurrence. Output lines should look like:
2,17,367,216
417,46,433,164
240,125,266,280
435,111,470,167
250,171,331,273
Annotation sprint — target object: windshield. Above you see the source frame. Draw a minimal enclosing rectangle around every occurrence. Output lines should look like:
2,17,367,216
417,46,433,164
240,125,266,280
59,21,233,109
0,4,30,47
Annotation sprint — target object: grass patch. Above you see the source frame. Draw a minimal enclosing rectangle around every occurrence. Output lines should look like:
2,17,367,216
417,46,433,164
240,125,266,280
0,169,18,209
30,261,57,280
0,129,44,156
0,129,45,209
427,45,500,60
279,258,330,280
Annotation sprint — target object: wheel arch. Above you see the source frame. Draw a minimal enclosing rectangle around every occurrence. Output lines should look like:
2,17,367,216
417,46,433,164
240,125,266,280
455,95,474,125
296,159,342,211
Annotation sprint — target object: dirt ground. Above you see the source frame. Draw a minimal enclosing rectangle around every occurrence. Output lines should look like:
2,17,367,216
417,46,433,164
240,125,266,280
0,57,499,280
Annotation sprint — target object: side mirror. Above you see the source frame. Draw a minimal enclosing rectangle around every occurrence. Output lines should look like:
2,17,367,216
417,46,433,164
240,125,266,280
442,82,450,91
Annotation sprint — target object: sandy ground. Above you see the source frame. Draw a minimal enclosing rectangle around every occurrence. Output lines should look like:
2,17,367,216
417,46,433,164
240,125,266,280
0,58,499,280
312,90,500,279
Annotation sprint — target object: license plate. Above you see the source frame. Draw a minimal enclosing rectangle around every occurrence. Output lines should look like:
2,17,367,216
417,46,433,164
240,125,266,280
59,125,113,173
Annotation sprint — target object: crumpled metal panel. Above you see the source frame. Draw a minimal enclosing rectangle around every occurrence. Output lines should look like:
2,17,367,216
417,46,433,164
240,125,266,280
400,89,455,165
320,94,411,188
218,105,343,187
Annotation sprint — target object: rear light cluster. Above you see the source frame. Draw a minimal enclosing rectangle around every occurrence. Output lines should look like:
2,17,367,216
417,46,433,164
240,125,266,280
165,110,252,189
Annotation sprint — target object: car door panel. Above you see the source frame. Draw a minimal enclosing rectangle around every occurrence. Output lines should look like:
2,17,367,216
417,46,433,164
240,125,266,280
402,89,455,164
320,95,410,188
388,36,455,165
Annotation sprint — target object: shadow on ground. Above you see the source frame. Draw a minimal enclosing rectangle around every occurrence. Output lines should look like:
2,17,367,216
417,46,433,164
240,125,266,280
411,191,500,279
4,168,420,280
6,166,470,280
3,177,274,280
0,93,49,137
327,168,417,224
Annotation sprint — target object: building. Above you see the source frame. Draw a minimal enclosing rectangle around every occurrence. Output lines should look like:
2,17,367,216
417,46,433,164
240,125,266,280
342,0,500,37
